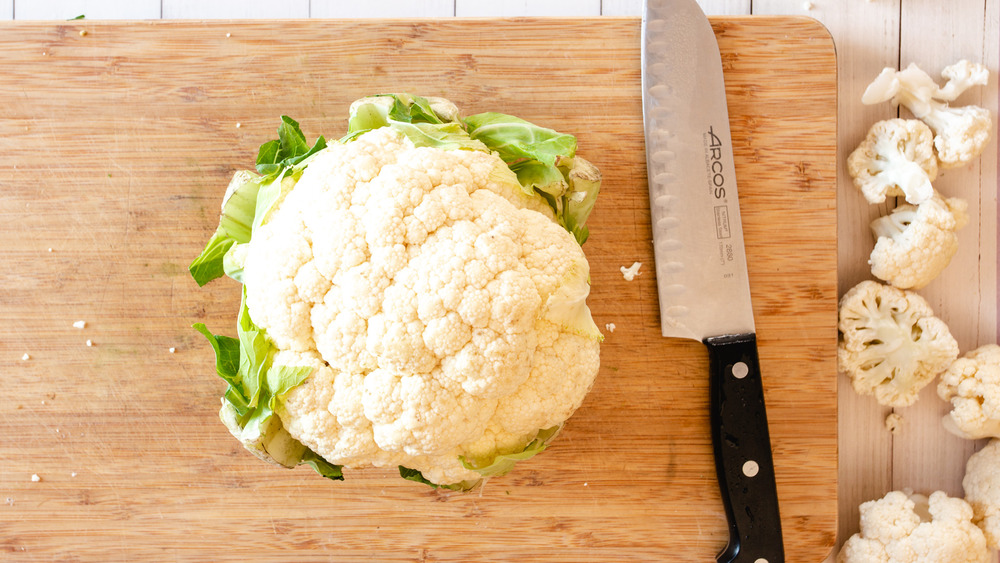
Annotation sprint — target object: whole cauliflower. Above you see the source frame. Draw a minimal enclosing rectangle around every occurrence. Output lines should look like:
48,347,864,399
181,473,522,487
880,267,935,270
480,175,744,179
838,490,991,562
847,119,938,205
938,345,1000,440
868,192,969,289
838,280,959,407
863,60,994,169
190,95,604,488
963,439,1000,549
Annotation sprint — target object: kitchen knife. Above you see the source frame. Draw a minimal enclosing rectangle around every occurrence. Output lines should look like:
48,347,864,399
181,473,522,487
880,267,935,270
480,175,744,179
640,1,785,562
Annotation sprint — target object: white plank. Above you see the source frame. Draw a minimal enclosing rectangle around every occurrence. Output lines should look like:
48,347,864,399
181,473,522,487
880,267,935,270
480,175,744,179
697,0,750,15
892,0,996,502
749,0,902,552
600,0,750,16
456,0,601,17
161,0,309,19
869,0,988,554
14,0,159,19
0,0,11,19
601,0,641,15
310,0,454,17
987,0,999,352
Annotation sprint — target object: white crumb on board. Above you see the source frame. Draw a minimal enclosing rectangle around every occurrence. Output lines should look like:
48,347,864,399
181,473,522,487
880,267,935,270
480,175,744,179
169,347,176,353
21,353,30,361
30,474,40,483
85,340,93,347
620,262,642,281
72,320,86,329
885,412,903,434
605,323,616,333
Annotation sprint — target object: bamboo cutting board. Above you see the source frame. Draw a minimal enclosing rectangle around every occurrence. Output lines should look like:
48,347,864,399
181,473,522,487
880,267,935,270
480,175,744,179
0,17,837,561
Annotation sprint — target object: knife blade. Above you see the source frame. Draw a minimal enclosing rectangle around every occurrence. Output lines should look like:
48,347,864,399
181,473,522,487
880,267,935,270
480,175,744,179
640,1,785,561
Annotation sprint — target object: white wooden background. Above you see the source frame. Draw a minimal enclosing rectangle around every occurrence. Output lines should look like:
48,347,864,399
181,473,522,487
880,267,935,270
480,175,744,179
6,0,998,558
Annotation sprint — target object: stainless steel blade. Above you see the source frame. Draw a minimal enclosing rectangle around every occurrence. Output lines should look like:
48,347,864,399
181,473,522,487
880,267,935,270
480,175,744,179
641,0,754,341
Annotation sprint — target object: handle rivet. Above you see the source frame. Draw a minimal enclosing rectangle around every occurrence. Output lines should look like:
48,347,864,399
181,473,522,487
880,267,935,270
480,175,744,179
742,460,759,477
732,361,749,379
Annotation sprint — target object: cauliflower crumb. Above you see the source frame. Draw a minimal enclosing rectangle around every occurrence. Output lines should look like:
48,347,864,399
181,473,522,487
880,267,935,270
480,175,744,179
72,321,86,329
70,472,77,478
21,353,29,361
236,123,241,129
620,262,642,281
47,248,52,252
605,323,616,333
30,474,40,482
85,340,92,347
803,1,814,9
169,347,176,354
885,412,903,434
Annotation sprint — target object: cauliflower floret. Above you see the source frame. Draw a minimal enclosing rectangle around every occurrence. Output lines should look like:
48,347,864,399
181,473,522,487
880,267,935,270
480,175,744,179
963,439,1000,549
838,280,959,407
863,60,994,169
838,490,991,562
244,128,601,486
938,345,1000,439
868,192,969,289
847,119,938,205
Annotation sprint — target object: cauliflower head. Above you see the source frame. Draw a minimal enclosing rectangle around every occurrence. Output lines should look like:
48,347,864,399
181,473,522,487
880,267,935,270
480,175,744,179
963,439,1000,549
868,192,969,290
838,490,991,563
245,128,601,485
862,60,994,169
838,280,959,407
847,119,938,205
938,345,1000,440
189,95,604,488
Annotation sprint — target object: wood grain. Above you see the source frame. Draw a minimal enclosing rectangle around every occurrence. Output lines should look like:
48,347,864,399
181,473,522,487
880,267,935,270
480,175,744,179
0,17,837,561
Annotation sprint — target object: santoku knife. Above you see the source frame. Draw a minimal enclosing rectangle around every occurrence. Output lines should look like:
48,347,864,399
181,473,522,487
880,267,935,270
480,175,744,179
640,0,785,561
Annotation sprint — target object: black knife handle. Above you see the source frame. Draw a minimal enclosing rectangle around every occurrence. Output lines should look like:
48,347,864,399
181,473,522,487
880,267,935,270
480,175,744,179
704,333,784,563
